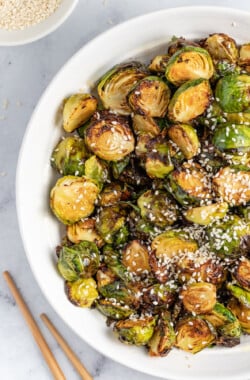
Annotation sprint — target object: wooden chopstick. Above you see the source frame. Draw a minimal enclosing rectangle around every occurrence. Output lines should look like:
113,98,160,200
3,271,66,380
40,313,93,380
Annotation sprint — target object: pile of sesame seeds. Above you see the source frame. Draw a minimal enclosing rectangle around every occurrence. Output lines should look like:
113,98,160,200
0,0,62,30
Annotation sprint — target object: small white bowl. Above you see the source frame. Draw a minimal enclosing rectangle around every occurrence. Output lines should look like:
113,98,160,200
0,0,78,46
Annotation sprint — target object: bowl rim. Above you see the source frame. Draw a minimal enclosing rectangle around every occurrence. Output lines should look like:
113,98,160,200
0,0,78,46
16,6,250,380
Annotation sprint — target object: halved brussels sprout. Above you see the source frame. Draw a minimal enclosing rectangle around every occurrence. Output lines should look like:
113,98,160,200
63,94,97,133
85,112,135,161
98,280,138,307
165,46,214,86
51,136,88,176
239,43,250,69
132,114,161,137
228,298,250,334
137,190,178,228
204,302,237,328
206,215,250,257
97,62,148,115
66,278,98,307
148,312,176,356
148,55,170,73
50,176,100,224
212,123,250,154
168,79,212,123
184,202,228,225
215,75,250,113
181,282,216,314
122,240,150,275
114,317,156,346
203,33,238,63
225,112,250,125
151,230,198,260
128,76,171,117
57,241,100,281
99,183,130,207
213,167,250,206
66,218,104,247
84,155,109,187
234,258,250,291
143,284,176,310
167,162,211,206
175,317,215,354
96,299,133,320
96,266,116,289
227,283,250,308
96,205,127,244
168,124,200,159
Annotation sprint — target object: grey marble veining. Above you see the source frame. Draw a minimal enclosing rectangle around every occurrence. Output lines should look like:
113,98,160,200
1,1,250,379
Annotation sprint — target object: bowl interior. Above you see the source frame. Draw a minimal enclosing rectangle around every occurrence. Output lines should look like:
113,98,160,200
16,7,250,380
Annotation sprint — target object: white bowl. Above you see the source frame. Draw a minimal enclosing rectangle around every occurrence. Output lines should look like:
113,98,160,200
0,0,78,46
16,6,250,380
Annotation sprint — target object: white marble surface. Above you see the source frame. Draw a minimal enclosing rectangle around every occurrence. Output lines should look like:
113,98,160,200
1,1,250,379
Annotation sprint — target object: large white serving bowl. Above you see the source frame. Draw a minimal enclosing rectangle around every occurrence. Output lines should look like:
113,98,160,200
0,0,78,46
16,7,250,380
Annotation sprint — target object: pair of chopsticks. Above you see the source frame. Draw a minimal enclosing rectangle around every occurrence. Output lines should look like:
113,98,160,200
3,271,93,380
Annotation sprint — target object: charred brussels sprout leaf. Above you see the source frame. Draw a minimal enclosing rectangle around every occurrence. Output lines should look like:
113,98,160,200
97,62,148,115
184,202,228,225
148,312,176,356
228,298,250,334
66,278,98,307
85,111,135,161
181,282,216,314
63,94,97,133
203,33,238,63
227,283,250,308
96,206,127,244
99,182,130,207
148,55,170,73
143,284,176,311
137,190,178,228
96,299,134,320
128,76,171,117
57,241,100,281
213,124,250,154
234,258,250,291
165,46,214,86
168,124,200,159
84,155,109,188
50,176,100,224
51,136,88,176
132,114,161,137
215,75,250,113
167,37,200,56
114,317,156,346
151,230,198,260
66,218,104,247
122,240,151,275
112,156,130,179
175,317,215,354
168,79,212,123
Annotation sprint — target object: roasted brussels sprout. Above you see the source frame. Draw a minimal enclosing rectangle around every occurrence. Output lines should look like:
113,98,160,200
137,190,178,228
215,75,250,113
143,284,176,311
96,266,117,289
203,33,238,63
103,245,131,282
98,280,138,307
57,241,100,281
175,317,215,353
63,94,97,133
206,215,250,257
214,60,241,78
132,114,160,137
96,205,127,244
212,123,250,154
233,258,250,291
184,202,228,225
148,55,170,73
85,111,135,161
239,43,250,70
165,46,214,86
168,124,200,159
51,136,89,176
227,283,250,308
228,298,250,334
151,230,198,260
167,162,211,206
114,317,156,345
122,240,150,275
111,156,130,179
66,278,98,307
167,37,200,56
99,183,130,207
148,312,176,356
97,62,148,115
128,76,171,117
181,282,216,314
50,176,100,224
66,218,103,247
168,79,212,123
96,299,133,320
84,155,109,188
213,167,250,206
